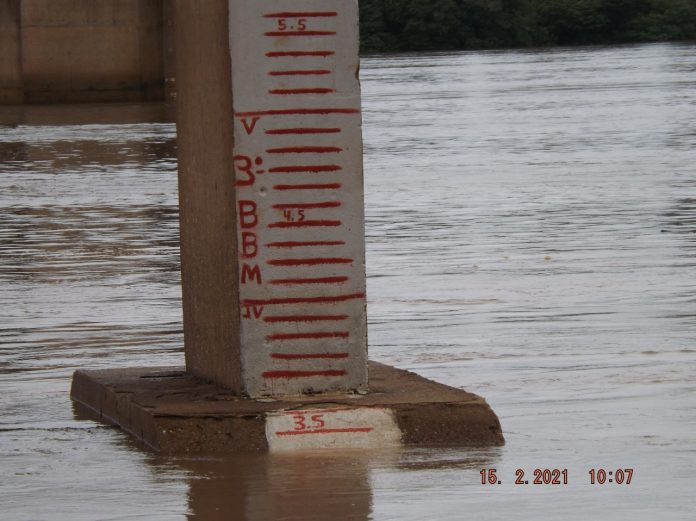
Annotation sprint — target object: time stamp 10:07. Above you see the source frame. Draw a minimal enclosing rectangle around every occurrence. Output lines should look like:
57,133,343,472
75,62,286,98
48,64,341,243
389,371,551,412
480,468,634,485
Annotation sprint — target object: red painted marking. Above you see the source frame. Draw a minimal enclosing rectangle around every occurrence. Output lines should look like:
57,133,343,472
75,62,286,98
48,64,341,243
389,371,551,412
271,353,349,360
263,370,346,379
265,31,336,37
273,202,340,210
264,315,349,323
269,69,331,76
267,331,349,341
263,12,338,18
270,88,334,95
269,165,341,173
266,240,345,248
267,257,353,266
266,51,335,58
267,127,341,135
236,108,359,117
274,183,342,191
267,146,342,154
240,117,260,134
275,427,374,436
268,220,341,228
244,293,364,306
270,276,349,285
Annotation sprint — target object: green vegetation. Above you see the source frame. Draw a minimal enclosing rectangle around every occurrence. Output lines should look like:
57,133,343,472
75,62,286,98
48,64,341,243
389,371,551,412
359,0,696,52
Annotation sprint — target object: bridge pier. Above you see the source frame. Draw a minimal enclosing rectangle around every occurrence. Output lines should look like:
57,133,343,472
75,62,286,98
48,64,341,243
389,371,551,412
71,0,503,452
0,0,22,104
0,0,166,104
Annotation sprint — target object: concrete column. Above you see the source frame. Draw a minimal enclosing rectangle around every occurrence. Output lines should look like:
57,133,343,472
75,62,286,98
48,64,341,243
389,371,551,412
137,0,165,100
175,0,367,397
229,0,368,396
161,0,176,102
173,0,242,392
18,0,165,103
0,0,23,104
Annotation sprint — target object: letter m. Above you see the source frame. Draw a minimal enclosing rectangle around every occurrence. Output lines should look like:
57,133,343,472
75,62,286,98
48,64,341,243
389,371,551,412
241,264,262,284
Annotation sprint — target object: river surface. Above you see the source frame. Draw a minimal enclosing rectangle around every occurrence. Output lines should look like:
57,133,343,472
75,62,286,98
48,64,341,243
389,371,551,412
1,43,695,520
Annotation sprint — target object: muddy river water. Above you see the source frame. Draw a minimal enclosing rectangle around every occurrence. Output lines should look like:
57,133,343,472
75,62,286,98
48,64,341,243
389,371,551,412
1,43,695,519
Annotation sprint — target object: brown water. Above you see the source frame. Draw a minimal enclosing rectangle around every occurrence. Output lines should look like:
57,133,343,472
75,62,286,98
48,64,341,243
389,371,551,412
2,43,695,520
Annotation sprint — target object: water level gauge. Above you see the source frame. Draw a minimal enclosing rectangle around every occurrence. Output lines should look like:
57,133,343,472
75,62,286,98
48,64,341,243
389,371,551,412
229,0,367,396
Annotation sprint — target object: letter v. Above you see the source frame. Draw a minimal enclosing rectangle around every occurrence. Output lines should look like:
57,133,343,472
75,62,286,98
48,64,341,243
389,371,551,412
241,117,260,135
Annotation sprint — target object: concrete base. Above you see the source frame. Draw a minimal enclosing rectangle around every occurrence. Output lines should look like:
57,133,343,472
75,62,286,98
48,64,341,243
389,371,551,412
71,361,504,453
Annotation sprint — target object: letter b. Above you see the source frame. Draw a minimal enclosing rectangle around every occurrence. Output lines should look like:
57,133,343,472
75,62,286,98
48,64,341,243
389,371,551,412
238,200,258,228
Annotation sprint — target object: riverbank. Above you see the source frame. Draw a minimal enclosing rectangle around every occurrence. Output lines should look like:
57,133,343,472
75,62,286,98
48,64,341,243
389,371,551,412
2,1,695,105
360,0,696,52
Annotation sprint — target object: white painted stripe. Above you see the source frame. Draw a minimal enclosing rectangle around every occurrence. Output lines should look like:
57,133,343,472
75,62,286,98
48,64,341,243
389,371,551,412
266,407,401,451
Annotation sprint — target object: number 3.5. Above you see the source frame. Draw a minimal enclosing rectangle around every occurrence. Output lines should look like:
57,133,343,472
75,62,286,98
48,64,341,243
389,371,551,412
292,414,325,431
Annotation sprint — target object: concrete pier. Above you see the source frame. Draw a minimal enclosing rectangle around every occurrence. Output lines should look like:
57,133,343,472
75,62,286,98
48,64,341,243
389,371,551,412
0,0,167,104
72,362,503,453
71,0,504,451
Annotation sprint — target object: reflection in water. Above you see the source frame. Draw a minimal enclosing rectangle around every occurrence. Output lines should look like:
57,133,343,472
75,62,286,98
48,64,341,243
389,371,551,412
181,452,374,521
2,43,696,520
0,138,176,174
173,448,500,521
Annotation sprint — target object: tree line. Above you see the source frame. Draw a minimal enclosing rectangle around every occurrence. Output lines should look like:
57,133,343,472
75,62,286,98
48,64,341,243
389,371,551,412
359,0,696,52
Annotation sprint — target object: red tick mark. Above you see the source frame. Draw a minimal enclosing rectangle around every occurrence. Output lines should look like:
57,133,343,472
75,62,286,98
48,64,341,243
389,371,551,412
274,183,342,191
243,293,364,306
263,370,346,379
268,220,341,228
266,146,342,154
271,353,349,360
266,51,335,58
272,202,341,209
264,315,349,323
266,127,341,135
269,69,331,76
267,257,353,266
265,31,336,37
267,332,350,341
275,427,373,435
270,276,349,285
269,165,341,173
236,108,358,117
265,240,345,248
263,12,338,18
270,88,334,95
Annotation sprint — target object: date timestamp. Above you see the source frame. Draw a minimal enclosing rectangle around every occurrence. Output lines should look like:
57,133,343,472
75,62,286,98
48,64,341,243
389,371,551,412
480,468,634,485
481,468,568,485
588,468,633,484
